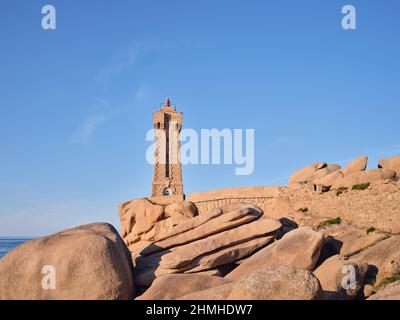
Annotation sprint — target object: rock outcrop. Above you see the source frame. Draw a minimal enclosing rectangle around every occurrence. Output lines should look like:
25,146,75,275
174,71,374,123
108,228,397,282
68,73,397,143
164,201,198,222
321,223,388,257
141,205,263,256
379,155,400,176
289,162,341,189
132,203,282,287
0,223,134,300
312,156,368,188
313,255,368,300
159,218,280,269
2,153,399,300
273,180,400,234
118,154,400,299
341,156,368,176
330,169,396,190
119,199,199,259
368,280,400,300
179,266,321,300
136,274,233,300
306,156,398,191
352,235,400,286
225,227,324,281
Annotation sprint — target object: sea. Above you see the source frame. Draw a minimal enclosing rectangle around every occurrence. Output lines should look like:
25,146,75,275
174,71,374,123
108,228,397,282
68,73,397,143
0,238,32,259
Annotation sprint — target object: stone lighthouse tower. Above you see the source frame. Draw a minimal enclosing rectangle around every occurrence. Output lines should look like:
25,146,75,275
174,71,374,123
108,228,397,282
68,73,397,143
151,98,184,198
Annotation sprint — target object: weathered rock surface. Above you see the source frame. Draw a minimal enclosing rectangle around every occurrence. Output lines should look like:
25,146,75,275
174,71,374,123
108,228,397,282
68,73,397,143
134,234,272,285
164,207,224,239
164,201,198,222
189,268,223,277
0,223,134,300
352,236,400,286
341,156,368,176
225,227,324,280
184,236,275,272
119,198,164,242
313,255,368,300
331,169,396,190
180,266,321,300
314,156,368,188
160,218,281,269
117,153,400,300
138,218,176,243
321,224,388,257
281,182,400,234
379,155,400,176
119,198,202,262
313,171,344,189
261,197,293,220
368,280,400,300
141,205,263,256
363,284,375,298
132,203,281,287
289,162,340,189
136,274,233,300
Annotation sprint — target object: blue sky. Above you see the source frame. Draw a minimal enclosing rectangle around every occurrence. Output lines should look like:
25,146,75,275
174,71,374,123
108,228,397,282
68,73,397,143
1,0,399,236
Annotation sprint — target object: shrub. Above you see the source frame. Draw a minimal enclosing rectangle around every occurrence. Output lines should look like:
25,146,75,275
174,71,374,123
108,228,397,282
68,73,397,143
367,227,376,234
352,183,371,191
297,207,309,213
336,187,348,196
316,217,342,230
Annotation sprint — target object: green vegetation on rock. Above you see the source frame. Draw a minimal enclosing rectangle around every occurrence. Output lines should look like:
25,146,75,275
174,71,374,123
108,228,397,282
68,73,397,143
316,217,342,230
336,187,348,197
352,183,371,191
374,273,400,291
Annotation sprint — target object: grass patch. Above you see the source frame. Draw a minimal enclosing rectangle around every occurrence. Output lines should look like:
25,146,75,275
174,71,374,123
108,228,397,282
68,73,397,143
316,217,342,230
374,273,400,291
297,207,309,213
367,227,376,234
352,183,371,191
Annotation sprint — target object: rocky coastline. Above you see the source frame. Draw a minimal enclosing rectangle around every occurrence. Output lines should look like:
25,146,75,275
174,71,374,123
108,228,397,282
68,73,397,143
1,155,400,300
